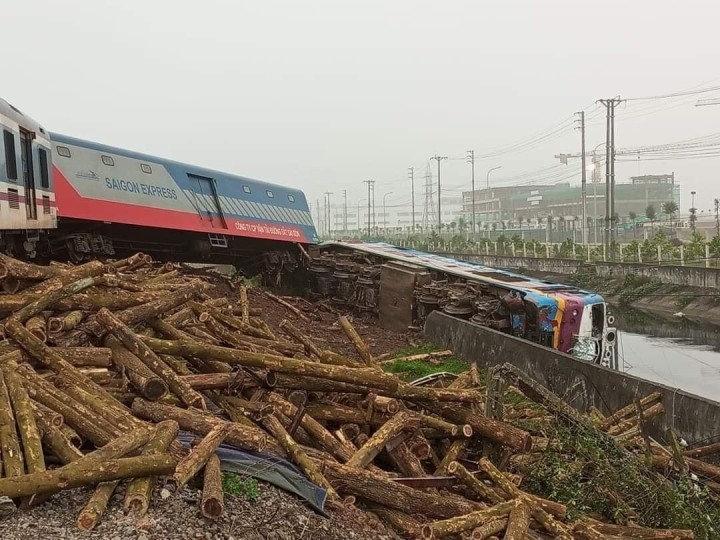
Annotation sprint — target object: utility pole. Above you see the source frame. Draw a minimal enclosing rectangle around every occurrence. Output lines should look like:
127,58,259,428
315,199,321,237
408,167,415,233
575,112,587,247
598,97,622,260
715,198,719,236
467,150,476,235
363,180,374,235
430,155,447,229
324,191,333,237
342,190,348,233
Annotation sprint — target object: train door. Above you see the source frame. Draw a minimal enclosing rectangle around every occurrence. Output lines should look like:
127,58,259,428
19,129,37,219
187,174,227,229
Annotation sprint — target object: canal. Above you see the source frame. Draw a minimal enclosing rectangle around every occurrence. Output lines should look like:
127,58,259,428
614,305,720,402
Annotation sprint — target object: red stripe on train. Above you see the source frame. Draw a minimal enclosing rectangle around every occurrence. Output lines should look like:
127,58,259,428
53,167,308,243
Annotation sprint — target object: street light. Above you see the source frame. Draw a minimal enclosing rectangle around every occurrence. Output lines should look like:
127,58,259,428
383,192,393,235
486,166,502,223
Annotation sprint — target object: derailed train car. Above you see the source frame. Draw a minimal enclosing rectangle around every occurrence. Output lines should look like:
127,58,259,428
309,241,617,367
0,97,317,274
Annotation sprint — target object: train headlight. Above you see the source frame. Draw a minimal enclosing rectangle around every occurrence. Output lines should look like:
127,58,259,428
572,309,578,317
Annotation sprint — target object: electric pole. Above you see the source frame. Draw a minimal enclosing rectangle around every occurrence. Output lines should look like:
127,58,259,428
342,189,348,233
430,155,448,229
408,167,415,233
598,97,622,259
467,150,475,235
315,199,321,237
575,112,587,247
363,180,374,235
324,191,333,237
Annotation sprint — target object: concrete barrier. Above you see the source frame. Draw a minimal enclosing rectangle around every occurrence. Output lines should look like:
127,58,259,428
424,311,720,444
435,252,720,289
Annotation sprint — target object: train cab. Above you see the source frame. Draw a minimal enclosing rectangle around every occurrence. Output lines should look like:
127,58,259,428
0,98,57,257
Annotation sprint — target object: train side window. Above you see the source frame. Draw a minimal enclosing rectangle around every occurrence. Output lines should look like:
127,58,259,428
266,190,274,198
140,163,152,174
102,155,115,166
38,148,50,188
3,130,18,180
287,194,295,203
56,145,71,158
7,188,19,209
243,185,251,194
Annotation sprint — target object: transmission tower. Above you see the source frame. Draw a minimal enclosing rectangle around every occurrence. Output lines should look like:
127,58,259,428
422,163,436,230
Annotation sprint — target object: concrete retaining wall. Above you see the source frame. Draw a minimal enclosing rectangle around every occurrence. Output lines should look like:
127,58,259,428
437,252,720,289
424,311,720,444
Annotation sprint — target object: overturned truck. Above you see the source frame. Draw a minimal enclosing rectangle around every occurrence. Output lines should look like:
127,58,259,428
307,242,617,367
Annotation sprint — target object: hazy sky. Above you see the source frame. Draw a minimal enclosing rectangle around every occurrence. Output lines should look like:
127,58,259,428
4,1,720,217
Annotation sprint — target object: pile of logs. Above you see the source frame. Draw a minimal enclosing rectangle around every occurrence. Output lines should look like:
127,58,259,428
0,253,714,539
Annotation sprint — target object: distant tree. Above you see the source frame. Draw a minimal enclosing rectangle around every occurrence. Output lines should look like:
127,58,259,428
517,216,524,230
457,217,467,231
629,211,638,238
646,204,657,230
662,201,679,228
449,221,457,232
689,207,698,231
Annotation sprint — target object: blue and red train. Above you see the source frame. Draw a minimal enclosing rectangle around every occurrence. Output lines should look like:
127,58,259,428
0,97,318,265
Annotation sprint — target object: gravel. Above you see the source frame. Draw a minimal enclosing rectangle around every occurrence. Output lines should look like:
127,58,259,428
0,481,397,540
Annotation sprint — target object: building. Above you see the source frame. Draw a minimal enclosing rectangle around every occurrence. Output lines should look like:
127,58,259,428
461,173,680,226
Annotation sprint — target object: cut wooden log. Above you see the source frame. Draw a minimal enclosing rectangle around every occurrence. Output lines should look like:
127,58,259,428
25,315,47,343
0,454,176,499
13,275,100,323
318,459,482,518
169,423,230,491
378,350,453,365
0,354,45,475
470,519,508,540
48,310,84,334
607,403,665,436
263,290,309,321
598,392,662,431
502,500,531,540
200,453,224,519
34,413,83,465
131,398,268,452
124,420,180,514
432,405,532,452
448,461,504,504
347,412,421,469
367,505,423,539
181,371,271,391
0,366,25,478
684,441,720,460
239,285,250,323
574,520,695,540
420,501,515,539
105,335,168,401
138,336,400,392
339,316,374,366
77,481,119,531
0,253,59,280
279,319,323,358
436,440,467,476
97,309,204,409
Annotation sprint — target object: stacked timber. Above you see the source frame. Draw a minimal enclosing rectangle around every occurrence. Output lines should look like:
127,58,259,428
0,252,713,538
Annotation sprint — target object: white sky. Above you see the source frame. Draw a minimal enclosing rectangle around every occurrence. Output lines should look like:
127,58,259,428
4,0,720,217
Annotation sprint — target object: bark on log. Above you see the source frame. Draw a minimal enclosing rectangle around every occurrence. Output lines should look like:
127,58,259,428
105,335,168,401
502,501,531,540
575,520,695,540
200,453,224,519
181,371,271,392
319,459,482,518
279,319,323,358
263,414,338,499
97,309,204,409
478,457,566,519
48,310,84,334
77,481,119,531
684,441,720,460
169,423,230,491
420,501,515,539
471,519,508,540
432,405,532,452
131,398,268,452
367,505,423,539
339,316,374,366
124,420,179,514
607,403,665,436
13,276,99,323
0,354,45,474
0,367,25,478
34,413,83,465
263,290,309,321
304,402,389,427
599,392,662,431
25,315,47,343
436,440,467,476
137,337,400,392
0,254,59,280
239,285,250,324
0,454,176,499
448,461,504,504
378,351,453,365
387,441,427,478
346,412,420,469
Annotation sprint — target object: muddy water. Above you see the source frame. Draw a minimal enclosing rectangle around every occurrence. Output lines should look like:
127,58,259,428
614,305,720,402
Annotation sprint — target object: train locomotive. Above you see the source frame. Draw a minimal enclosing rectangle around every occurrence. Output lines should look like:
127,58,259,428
0,97,318,274
308,242,617,367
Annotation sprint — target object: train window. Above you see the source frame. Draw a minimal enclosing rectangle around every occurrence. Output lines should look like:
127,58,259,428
266,190,274,198
3,130,18,180
242,185,251,194
101,155,115,166
140,163,152,174
42,195,51,214
38,148,50,188
287,195,295,203
56,145,71,158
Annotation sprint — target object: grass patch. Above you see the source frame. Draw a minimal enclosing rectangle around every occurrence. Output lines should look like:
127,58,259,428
381,343,470,381
222,473,260,502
